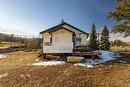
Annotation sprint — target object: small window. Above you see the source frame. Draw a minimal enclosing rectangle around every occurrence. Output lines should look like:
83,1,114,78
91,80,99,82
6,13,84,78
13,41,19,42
50,37,52,42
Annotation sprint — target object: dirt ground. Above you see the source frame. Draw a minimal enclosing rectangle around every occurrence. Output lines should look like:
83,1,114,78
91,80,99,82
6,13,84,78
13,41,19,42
111,46,130,54
0,51,130,87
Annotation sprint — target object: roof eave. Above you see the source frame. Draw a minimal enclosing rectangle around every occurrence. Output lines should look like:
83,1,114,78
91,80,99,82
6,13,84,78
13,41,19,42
63,22,89,36
40,22,89,36
40,27,75,35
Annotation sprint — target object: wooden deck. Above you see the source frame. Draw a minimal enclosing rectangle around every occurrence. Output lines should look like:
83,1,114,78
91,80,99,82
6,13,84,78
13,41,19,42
39,46,102,59
72,51,101,58
73,46,101,58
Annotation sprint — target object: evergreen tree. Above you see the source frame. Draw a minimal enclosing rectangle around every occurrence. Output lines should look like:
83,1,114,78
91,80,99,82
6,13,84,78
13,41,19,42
107,0,130,36
89,23,99,50
100,25,110,50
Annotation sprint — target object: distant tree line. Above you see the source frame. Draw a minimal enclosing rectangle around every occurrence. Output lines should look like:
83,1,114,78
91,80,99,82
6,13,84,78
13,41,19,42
0,33,42,50
26,38,42,49
111,39,128,47
0,33,27,43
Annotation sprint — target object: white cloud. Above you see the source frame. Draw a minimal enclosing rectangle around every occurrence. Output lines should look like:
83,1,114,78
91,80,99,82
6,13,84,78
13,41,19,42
0,13,39,37
110,33,130,42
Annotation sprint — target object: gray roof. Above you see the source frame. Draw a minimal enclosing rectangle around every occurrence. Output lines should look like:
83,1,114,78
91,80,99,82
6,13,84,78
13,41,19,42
40,22,88,35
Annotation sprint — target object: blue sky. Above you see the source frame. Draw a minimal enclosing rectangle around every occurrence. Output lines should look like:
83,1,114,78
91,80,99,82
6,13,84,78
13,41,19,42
0,0,116,36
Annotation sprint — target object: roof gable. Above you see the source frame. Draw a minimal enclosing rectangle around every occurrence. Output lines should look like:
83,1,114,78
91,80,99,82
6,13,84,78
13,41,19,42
49,27,75,34
40,22,88,35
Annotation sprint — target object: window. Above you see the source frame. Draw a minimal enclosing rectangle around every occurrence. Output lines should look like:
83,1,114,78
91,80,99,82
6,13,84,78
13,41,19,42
50,37,52,43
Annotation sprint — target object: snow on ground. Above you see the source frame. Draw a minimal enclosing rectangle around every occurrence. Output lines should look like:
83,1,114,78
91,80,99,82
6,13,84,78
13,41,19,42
20,75,24,77
74,51,120,67
119,60,127,64
83,51,121,65
0,73,8,78
33,61,65,66
74,63,93,68
35,59,39,62
87,65,93,68
0,54,7,59
33,51,120,67
74,63,86,67
74,51,121,66
100,51,120,61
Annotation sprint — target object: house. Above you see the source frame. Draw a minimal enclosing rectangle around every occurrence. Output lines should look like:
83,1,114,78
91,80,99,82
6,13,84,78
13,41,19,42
40,21,89,54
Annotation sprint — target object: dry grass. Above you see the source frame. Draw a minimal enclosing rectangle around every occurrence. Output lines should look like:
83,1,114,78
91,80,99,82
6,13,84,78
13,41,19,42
111,46,130,54
0,42,24,48
0,51,130,87
0,51,38,72
0,42,10,47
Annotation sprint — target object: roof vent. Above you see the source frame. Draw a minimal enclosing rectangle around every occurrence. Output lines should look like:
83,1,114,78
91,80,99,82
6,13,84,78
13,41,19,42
61,19,64,23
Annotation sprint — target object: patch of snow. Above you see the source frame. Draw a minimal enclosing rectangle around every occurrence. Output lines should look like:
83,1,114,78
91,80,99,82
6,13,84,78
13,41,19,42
0,54,7,59
33,61,65,66
74,63,86,67
20,75,24,77
87,65,93,68
32,51,120,67
74,63,93,68
119,61,127,64
83,51,121,65
108,65,113,68
36,59,39,61
0,73,8,78
100,51,119,61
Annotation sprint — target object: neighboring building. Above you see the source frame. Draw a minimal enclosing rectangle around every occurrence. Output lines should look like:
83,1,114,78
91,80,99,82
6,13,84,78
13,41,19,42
40,21,89,53
87,33,101,41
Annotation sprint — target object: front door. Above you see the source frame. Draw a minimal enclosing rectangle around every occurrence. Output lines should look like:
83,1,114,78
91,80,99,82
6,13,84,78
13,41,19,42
53,35,62,52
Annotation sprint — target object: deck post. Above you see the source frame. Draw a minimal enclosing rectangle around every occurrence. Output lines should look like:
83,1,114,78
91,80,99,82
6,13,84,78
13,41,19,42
43,53,46,59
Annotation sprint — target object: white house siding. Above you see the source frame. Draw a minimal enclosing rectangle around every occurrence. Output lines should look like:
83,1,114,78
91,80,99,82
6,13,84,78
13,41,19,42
42,28,73,53
42,32,51,42
62,24,88,46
